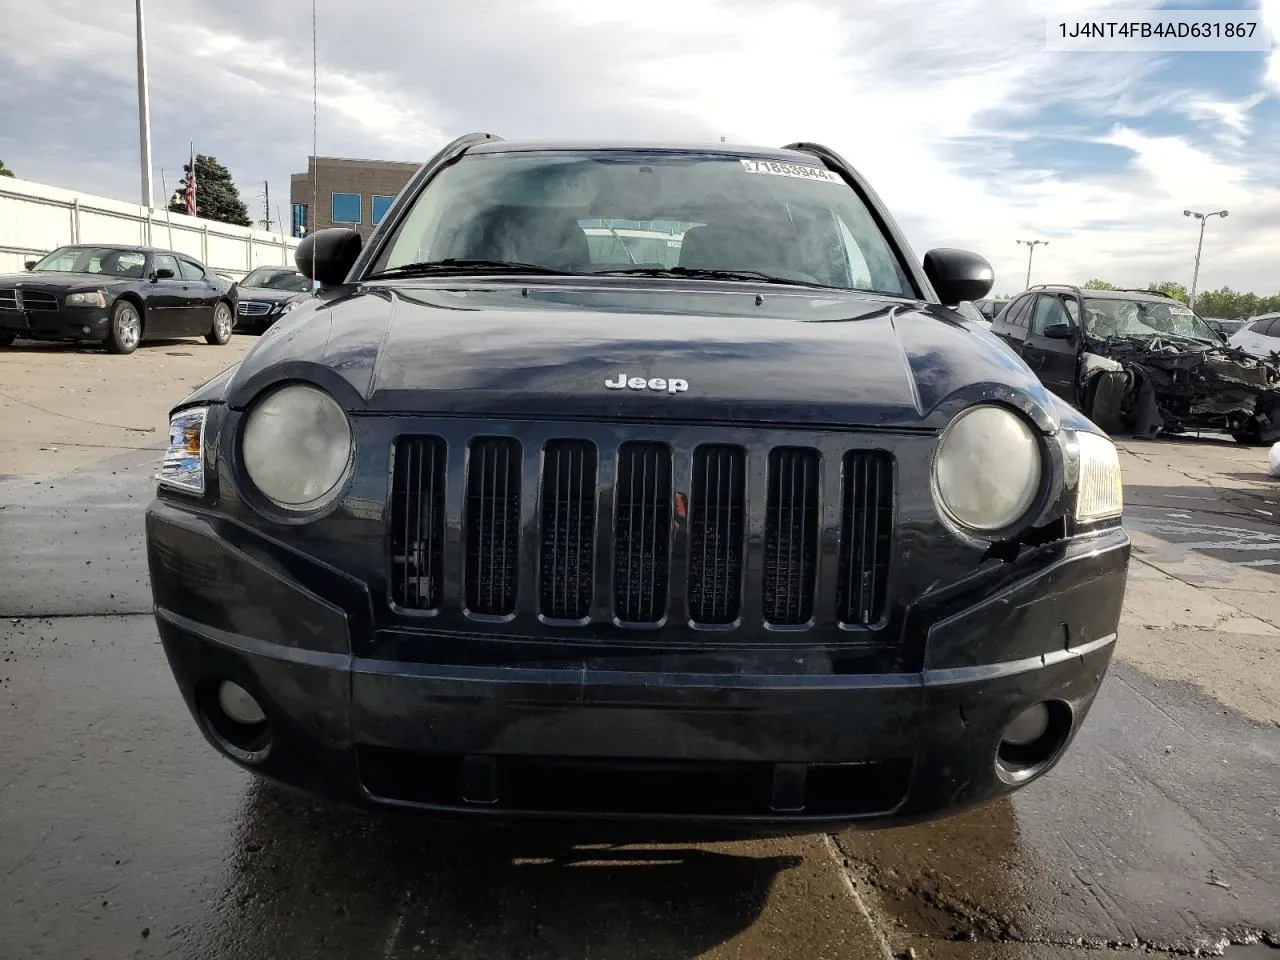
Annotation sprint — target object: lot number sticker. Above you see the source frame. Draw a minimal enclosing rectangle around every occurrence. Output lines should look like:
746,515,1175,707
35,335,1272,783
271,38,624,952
740,158,842,183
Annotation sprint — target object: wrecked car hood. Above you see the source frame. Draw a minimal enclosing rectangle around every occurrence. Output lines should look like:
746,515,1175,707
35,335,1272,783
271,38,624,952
1085,333,1280,439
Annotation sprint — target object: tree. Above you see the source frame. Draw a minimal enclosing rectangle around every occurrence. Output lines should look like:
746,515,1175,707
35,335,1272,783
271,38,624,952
168,153,251,227
1082,278,1114,290
1146,280,1188,303
0,159,13,178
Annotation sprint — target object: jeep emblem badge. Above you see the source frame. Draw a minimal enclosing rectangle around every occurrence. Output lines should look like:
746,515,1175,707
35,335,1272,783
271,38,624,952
604,372,689,395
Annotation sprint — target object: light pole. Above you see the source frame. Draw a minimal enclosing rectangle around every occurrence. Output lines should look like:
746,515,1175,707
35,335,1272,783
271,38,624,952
1017,239,1048,288
135,0,154,209
1183,209,1228,312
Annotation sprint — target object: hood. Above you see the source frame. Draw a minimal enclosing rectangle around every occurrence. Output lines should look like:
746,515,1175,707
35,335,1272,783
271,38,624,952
224,279,1060,432
0,272,134,291
237,286,308,304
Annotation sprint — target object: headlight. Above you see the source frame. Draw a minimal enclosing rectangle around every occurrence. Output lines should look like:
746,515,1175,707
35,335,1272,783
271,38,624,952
1073,430,1123,522
66,290,107,307
933,404,1043,534
279,299,302,314
241,384,352,510
158,406,207,495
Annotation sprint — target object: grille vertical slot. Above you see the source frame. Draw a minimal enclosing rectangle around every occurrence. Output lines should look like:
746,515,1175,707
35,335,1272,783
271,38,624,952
837,452,894,626
613,442,672,623
763,447,820,626
389,436,447,610
687,445,746,625
464,437,522,616
539,440,598,621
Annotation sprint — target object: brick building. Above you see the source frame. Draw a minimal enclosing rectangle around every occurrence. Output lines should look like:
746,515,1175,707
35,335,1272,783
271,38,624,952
289,156,421,240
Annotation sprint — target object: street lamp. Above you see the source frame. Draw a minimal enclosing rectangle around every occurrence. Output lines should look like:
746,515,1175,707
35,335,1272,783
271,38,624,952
135,0,154,209
1183,209,1228,312
1017,239,1048,288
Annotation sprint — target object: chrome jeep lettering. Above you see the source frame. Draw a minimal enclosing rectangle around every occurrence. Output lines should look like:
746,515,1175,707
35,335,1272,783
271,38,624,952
603,373,689,394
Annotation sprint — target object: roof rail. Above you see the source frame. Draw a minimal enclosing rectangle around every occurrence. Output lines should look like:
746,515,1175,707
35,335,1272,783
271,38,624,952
1112,287,1176,299
1026,283,1083,296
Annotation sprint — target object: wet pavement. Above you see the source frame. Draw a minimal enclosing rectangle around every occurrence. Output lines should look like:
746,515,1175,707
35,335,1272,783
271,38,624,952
1,445,1278,959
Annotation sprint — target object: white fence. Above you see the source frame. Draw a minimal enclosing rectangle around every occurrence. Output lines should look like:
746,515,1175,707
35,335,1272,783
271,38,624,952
0,176,299,279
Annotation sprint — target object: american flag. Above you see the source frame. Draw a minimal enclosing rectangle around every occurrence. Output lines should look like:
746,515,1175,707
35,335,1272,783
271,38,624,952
184,145,197,216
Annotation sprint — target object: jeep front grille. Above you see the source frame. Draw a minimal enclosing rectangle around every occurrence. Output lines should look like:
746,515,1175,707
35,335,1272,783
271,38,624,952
686,444,746,625
386,428,897,638
838,452,894,626
539,439,597,621
763,447,820,626
613,441,673,624
390,436,446,611
464,437,522,616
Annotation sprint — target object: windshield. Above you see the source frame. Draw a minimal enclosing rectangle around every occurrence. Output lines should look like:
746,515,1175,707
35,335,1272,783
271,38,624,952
241,267,311,291
31,246,148,278
372,151,914,295
1082,297,1221,343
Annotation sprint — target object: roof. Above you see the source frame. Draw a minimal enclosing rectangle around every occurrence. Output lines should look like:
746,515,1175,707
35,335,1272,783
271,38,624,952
52,243,203,262
465,139,823,162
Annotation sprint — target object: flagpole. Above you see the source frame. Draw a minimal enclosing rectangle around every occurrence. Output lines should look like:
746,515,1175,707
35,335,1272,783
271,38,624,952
160,168,174,247
135,0,154,209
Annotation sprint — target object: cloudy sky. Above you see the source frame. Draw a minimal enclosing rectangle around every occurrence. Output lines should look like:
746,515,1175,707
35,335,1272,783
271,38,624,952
3,0,1280,295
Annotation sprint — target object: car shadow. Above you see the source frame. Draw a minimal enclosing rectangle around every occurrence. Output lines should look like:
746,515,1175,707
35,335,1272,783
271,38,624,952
195,780,805,959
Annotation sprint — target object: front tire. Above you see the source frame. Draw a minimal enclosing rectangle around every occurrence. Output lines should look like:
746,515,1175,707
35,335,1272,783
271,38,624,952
105,300,142,355
206,302,233,345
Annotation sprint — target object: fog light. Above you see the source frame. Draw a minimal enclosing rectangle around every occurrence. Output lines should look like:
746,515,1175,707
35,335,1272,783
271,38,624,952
217,681,266,726
81,325,91,334
1002,703,1050,747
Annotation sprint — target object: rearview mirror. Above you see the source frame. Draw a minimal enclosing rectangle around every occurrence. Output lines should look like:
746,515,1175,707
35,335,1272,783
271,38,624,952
24,260,36,270
296,227,363,287
922,248,994,305
1043,322,1074,341
154,268,175,280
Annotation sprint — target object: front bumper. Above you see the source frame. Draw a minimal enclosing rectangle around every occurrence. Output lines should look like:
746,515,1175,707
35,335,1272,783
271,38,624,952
0,306,110,340
147,502,1129,831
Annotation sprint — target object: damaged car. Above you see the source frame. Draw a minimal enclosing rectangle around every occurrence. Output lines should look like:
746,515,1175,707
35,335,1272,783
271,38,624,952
991,284,1280,444
146,134,1131,832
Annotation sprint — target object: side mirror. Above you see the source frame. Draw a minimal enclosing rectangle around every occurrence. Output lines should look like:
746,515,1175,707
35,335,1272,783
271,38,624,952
922,248,994,305
295,227,362,286
154,267,175,280
1043,322,1074,341
24,260,36,270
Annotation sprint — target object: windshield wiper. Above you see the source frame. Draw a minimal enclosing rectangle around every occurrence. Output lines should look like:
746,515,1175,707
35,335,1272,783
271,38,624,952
364,259,580,280
592,266,825,288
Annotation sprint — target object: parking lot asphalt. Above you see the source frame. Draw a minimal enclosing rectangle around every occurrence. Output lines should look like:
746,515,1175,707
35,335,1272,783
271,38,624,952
1,339,1277,959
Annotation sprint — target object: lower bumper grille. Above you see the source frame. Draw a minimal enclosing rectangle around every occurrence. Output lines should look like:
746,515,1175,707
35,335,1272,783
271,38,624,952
358,746,912,818
386,429,896,635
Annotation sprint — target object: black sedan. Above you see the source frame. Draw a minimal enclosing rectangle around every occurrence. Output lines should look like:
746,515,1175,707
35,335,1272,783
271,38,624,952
147,135,1131,832
0,245,237,354
233,265,315,333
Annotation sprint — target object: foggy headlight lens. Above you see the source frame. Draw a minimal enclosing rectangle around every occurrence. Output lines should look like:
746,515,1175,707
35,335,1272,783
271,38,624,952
1073,430,1123,522
933,404,1042,534
158,406,207,495
241,384,352,510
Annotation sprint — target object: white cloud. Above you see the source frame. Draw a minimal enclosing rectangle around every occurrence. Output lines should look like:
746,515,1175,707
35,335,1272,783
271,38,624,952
1,0,1279,294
